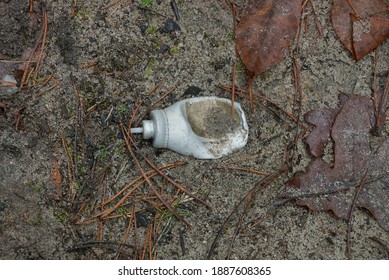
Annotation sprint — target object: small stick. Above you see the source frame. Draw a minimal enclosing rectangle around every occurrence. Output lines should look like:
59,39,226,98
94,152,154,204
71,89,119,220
121,124,192,227
33,8,48,80
346,0,360,17
29,0,33,12
116,212,134,259
107,3,122,17
128,80,163,131
127,132,212,209
98,179,147,218
101,162,184,207
0,80,17,86
148,223,154,259
309,0,323,37
133,210,140,259
0,60,37,63
217,165,271,176
103,0,120,10
34,81,59,98
373,49,379,114
170,0,180,20
347,170,368,260
227,2,238,114
134,86,176,127
220,84,307,129
301,0,309,10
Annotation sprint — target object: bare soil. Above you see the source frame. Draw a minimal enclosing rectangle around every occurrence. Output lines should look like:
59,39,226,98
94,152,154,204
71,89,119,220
0,0,388,260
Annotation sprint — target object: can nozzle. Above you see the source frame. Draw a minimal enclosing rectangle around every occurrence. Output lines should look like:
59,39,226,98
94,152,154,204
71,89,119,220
130,120,155,140
130,127,143,134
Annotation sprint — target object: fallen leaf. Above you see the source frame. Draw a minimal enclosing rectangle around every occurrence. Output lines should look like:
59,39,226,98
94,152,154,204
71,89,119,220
236,0,302,75
277,95,389,231
304,108,340,157
304,94,349,157
332,0,389,61
235,0,302,111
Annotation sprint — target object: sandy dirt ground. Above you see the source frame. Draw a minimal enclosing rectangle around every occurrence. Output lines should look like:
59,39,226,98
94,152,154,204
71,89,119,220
0,0,388,259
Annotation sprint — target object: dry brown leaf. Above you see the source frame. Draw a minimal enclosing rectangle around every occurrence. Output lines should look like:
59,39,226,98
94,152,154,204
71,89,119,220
277,95,389,231
304,94,349,157
236,0,302,75
332,0,389,61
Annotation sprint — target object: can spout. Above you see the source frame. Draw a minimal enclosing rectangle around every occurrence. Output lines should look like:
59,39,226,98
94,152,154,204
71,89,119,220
130,127,143,134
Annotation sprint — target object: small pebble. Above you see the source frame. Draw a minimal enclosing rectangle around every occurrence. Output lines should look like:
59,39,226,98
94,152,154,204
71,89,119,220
139,23,148,33
184,86,203,96
159,19,180,33
158,44,170,54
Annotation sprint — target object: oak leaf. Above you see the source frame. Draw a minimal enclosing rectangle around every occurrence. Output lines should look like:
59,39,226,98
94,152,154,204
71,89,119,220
278,95,389,231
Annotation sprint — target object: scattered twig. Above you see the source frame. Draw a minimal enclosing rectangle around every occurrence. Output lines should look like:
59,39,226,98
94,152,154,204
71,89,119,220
373,49,379,114
170,0,180,20
375,73,389,133
28,0,33,12
101,162,184,208
225,2,239,114
217,165,271,176
129,81,163,130
219,84,307,129
346,0,360,17
207,166,288,259
34,79,59,98
21,5,46,88
127,131,212,209
33,7,48,81
121,124,192,227
347,170,369,260
116,211,134,259
309,0,323,37
134,86,176,127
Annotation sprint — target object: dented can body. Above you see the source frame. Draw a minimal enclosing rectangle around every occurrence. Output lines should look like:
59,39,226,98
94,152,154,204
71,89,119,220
139,97,248,159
